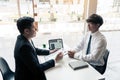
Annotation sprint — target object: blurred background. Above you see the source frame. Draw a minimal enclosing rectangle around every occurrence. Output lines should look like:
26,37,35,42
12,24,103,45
0,0,120,80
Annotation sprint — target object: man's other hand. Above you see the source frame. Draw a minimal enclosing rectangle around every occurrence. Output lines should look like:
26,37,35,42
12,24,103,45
55,52,63,62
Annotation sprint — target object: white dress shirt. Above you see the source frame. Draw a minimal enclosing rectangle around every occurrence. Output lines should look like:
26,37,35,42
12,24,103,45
74,31,107,66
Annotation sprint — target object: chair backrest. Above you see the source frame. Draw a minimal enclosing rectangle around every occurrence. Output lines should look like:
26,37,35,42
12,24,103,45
103,49,110,73
0,57,14,80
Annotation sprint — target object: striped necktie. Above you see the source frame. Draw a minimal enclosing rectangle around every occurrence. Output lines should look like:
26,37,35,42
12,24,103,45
86,35,92,55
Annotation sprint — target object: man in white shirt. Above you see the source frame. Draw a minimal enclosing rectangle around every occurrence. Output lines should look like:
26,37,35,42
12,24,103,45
68,14,107,74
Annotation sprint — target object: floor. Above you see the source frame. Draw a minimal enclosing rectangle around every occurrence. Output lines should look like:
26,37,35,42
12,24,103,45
0,23,120,80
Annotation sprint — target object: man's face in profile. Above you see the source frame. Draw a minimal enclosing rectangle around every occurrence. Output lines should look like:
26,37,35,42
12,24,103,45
87,22,99,33
25,22,38,39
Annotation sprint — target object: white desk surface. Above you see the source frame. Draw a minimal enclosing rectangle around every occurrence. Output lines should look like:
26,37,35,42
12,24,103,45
39,54,105,80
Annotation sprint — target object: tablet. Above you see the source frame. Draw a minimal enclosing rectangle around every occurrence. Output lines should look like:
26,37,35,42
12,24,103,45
48,38,63,50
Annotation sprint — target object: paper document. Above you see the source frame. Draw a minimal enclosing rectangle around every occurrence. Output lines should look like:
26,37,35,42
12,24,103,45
44,48,68,61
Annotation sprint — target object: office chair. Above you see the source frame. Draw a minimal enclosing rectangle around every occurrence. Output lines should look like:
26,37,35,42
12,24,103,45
90,49,110,74
0,57,14,80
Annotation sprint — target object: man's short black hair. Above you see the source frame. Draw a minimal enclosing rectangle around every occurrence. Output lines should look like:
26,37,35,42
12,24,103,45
17,16,34,34
86,14,103,26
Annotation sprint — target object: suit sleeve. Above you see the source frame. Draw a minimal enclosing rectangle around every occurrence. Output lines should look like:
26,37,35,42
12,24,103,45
19,45,55,75
35,48,50,55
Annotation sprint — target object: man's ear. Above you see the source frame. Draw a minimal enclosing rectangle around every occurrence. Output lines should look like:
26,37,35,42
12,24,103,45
24,29,29,34
96,24,100,27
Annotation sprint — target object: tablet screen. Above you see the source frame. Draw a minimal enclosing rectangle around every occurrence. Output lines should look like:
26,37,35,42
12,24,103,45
49,39,63,50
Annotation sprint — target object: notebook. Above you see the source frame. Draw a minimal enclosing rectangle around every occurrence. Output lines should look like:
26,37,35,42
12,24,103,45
69,61,88,70
48,38,63,50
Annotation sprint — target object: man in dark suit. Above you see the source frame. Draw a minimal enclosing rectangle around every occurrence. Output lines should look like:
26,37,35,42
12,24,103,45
14,16,63,80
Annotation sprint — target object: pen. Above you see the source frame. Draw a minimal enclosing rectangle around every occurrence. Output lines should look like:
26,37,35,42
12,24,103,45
63,53,68,56
63,51,68,56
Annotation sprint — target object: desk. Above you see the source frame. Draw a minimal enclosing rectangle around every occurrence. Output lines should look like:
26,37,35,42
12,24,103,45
39,55,105,80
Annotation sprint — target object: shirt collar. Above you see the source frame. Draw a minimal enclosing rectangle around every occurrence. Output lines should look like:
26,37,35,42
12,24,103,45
90,31,100,36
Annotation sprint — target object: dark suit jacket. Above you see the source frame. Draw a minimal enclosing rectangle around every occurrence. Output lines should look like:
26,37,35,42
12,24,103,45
14,35,55,80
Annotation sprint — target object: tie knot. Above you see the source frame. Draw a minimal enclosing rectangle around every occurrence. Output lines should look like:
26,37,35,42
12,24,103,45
90,35,92,38
89,35,92,40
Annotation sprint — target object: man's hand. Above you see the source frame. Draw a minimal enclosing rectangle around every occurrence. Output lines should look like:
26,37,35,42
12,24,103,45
50,49,59,54
68,50,76,58
55,52,63,62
